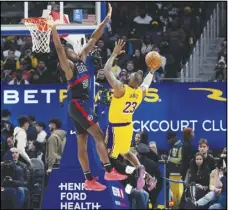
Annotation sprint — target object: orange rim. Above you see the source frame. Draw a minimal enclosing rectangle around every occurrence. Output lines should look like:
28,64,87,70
24,17,49,31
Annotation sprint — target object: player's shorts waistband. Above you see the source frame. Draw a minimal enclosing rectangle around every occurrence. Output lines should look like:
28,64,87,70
109,122,131,127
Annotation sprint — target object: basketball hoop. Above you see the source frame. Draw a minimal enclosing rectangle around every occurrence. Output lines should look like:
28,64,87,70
24,17,52,53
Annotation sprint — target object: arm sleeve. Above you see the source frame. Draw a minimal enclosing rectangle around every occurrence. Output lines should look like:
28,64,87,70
140,72,154,90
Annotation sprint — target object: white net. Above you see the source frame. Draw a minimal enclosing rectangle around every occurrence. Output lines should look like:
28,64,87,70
24,18,52,53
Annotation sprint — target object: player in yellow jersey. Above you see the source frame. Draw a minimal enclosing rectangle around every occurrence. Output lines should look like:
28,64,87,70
103,40,158,190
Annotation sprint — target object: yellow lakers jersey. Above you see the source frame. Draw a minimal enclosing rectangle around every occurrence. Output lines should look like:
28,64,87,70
109,85,143,123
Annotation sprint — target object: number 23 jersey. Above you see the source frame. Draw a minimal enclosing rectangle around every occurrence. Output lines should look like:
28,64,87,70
109,85,143,124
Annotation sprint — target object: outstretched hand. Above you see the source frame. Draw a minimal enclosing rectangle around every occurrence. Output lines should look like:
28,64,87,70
47,17,55,29
103,3,112,24
113,39,125,56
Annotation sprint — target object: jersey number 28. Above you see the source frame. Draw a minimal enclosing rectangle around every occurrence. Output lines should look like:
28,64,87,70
123,102,137,113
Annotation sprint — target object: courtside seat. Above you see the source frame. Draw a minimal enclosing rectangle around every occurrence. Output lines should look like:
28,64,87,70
30,158,45,209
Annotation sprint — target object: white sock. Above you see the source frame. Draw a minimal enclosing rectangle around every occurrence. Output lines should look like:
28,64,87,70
125,166,136,174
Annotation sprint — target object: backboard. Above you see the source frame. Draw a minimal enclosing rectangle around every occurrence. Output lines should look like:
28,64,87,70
1,1,106,36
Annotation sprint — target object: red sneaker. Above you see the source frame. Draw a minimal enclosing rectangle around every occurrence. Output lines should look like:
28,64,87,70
104,168,128,181
84,177,107,191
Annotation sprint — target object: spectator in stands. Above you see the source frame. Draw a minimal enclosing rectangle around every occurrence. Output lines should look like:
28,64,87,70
16,48,38,70
46,118,66,174
111,58,121,78
217,40,227,64
198,139,215,172
167,132,183,175
133,8,152,25
186,149,227,209
109,154,151,209
27,141,44,162
27,116,38,142
30,71,42,84
1,61,13,84
125,61,136,76
2,135,14,161
141,35,153,55
1,109,14,142
132,49,146,73
181,127,195,180
2,38,21,60
8,70,30,85
97,39,111,64
96,69,107,83
134,131,159,164
6,135,14,150
164,19,186,75
2,50,17,72
1,148,30,209
186,152,210,200
213,57,226,82
118,70,128,84
180,6,198,44
13,115,31,165
36,122,47,144
34,60,54,84
136,146,162,209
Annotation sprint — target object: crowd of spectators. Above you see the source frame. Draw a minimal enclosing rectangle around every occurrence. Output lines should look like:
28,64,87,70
1,112,227,209
1,2,226,210
212,39,227,82
1,2,219,85
127,128,227,209
1,109,66,209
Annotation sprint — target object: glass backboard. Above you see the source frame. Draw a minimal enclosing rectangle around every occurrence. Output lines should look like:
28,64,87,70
1,1,105,36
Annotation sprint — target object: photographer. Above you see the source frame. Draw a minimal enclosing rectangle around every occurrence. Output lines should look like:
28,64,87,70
1,148,30,209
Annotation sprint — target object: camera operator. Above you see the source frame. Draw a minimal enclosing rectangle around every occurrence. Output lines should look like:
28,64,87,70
1,148,30,209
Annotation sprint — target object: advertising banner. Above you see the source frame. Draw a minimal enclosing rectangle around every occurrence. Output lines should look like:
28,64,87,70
1,82,226,209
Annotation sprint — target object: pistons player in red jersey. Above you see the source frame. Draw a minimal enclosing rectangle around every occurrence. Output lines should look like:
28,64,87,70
48,3,127,191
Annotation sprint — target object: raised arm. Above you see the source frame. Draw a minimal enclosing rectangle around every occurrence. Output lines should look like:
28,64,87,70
140,71,154,98
48,19,73,80
80,3,112,62
103,40,125,97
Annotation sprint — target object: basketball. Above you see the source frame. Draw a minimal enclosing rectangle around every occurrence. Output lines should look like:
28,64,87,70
145,51,162,71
